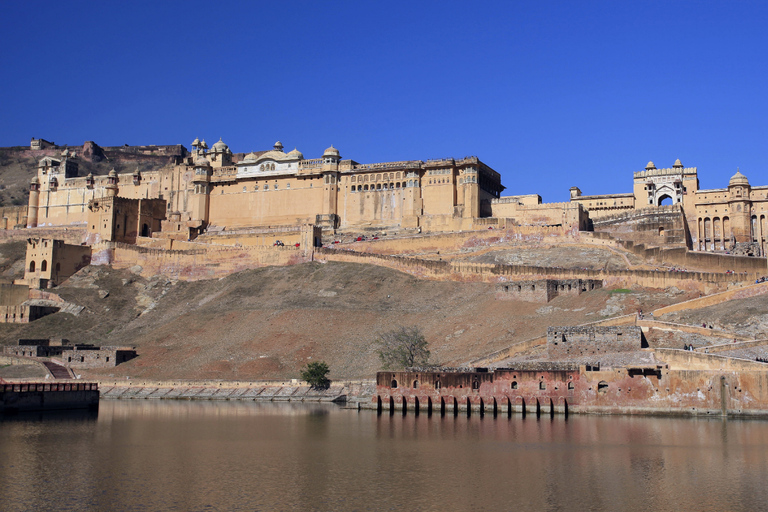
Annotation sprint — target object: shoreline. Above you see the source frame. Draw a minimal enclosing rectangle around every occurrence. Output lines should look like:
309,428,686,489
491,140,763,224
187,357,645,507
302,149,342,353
95,378,376,404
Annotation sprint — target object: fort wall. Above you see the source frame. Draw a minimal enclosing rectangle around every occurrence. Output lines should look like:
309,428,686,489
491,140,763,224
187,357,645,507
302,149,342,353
374,363,768,417
653,281,768,316
315,247,753,292
547,326,643,358
91,241,310,280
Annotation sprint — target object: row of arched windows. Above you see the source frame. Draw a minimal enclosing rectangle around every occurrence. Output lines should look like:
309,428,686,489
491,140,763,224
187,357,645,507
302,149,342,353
351,182,407,192
350,172,401,183
29,260,46,272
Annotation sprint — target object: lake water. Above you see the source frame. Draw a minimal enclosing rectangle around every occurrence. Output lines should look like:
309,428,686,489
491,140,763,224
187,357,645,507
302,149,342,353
1,400,768,511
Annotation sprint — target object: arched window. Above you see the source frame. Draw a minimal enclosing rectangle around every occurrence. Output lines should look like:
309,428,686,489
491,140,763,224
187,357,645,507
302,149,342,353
413,380,419,389
435,380,441,389
391,379,398,389
539,381,546,390
472,380,479,390
141,223,150,237
511,381,518,389
40,260,47,272
597,381,609,394
29,261,35,272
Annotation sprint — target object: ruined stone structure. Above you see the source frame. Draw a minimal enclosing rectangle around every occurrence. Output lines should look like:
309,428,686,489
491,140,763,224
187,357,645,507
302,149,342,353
4,339,137,368
496,279,602,303
0,283,58,323
375,354,768,417
546,326,644,358
30,138,55,150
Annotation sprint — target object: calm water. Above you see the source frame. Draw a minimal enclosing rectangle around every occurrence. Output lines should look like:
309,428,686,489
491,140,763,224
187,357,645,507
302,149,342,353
1,401,768,511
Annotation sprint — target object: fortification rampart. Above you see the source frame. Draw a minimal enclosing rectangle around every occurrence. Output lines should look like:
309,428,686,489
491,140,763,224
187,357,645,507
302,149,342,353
547,326,644,358
336,226,573,255
0,226,86,244
655,348,768,371
316,247,753,292
616,239,767,273
637,319,754,341
653,281,768,316
91,241,309,280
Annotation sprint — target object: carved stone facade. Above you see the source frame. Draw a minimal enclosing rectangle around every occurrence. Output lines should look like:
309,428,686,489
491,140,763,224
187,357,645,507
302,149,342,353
572,160,768,255
26,139,507,236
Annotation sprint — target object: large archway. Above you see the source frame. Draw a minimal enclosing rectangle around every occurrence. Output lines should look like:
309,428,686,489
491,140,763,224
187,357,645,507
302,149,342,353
658,194,673,206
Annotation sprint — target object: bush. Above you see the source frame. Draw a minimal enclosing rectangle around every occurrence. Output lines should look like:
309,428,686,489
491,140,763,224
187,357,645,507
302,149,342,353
300,361,331,389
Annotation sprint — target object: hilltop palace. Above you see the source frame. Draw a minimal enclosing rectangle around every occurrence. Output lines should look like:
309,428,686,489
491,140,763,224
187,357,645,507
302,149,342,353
16,137,768,258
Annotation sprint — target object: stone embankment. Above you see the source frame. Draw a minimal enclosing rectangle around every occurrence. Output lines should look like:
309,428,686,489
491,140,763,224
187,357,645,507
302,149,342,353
98,379,376,405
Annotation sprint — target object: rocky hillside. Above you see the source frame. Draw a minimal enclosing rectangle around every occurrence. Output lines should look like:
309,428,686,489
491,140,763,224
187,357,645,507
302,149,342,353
0,142,181,207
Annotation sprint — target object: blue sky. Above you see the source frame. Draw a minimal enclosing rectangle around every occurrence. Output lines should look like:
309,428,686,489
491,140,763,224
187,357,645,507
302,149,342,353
2,1,767,201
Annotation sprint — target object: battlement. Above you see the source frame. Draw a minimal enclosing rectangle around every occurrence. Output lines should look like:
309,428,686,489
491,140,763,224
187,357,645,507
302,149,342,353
353,160,422,171
592,204,682,225
634,166,697,179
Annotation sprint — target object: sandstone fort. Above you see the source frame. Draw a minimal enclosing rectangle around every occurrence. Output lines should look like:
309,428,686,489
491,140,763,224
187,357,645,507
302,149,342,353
3,136,768,418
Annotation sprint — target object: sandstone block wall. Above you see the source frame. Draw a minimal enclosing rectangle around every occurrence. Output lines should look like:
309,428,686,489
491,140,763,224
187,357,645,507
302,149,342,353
497,279,602,303
0,305,59,323
61,347,137,368
547,326,644,358
91,241,309,280
593,205,689,248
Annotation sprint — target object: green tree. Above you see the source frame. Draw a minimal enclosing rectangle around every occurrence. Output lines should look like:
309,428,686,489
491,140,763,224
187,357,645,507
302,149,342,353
301,361,331,389
375,326,430,369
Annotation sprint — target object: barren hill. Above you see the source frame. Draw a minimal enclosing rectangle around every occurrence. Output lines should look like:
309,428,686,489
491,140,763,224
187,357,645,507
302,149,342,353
0,242,699,381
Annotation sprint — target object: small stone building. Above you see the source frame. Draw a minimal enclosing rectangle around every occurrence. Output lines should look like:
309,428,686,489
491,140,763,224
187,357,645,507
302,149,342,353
61,345,137,368
4,339,137,368
0,283,59,323
23,238,92,288
547,326,645,358
497,279,602,303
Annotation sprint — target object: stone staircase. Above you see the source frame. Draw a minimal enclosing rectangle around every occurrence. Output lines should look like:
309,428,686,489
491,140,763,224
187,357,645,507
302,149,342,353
42,361,73,380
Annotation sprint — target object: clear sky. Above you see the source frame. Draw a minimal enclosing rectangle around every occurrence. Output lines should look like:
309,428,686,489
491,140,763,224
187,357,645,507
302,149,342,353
2,1,767,201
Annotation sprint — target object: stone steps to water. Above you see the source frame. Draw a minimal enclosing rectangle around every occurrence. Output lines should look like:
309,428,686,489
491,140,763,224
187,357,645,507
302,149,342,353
42,361,73,380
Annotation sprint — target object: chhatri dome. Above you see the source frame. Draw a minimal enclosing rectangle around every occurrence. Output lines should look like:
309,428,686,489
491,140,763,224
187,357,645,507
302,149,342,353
212,138,229,152
645,161,656,170
729,170,750,187
194,156,210,167
323,145,340,158
286,148,303,160
673,159,683,168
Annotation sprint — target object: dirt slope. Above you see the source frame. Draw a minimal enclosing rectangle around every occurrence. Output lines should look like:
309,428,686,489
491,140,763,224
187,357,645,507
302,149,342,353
0,255,698,381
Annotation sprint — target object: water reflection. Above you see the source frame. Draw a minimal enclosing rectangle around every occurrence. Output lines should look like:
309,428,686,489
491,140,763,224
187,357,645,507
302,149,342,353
1,401,767,511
